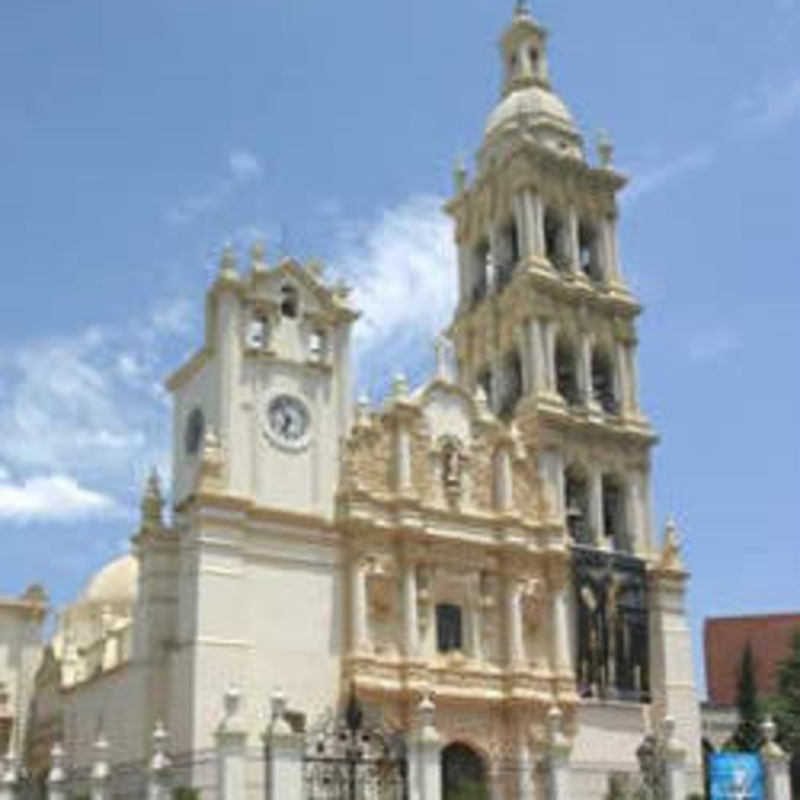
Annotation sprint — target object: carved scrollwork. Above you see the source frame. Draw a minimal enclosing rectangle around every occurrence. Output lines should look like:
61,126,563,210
364,555,396,617
518,577,544,630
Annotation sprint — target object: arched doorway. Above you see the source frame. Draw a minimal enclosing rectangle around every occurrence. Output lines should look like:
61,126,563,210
441,742,488,800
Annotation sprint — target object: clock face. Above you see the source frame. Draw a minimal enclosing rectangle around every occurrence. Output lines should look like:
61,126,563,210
266,394,309,445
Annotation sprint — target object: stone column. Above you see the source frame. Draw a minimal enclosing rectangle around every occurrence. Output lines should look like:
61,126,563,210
626,344,641,416
513,192,530,263
408,695,441,800
614,340,630,417
47,743,67,800
662,718,687,800
604,215,623,284
516,723,534,800
761,717,792,800
579,333,594,409
544,320,557,394
215,687,248,800
546,707,572,800
566,207,580,276
507,577,525,668
589,468,604,547
266,690,304,800
350,553,369,654
549,559,572,679
403,556,419,658
518,327,532,396
0,751,17,800
397,424,413,494
90,734,110,800
147,722,171,800
625,472,644,555
495,446,513,513
528,319,542,395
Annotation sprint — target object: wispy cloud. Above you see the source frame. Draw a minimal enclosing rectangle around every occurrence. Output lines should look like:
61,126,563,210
330,194,457,398
0,474,119,523
688,326,741,363
0,300,195,523
738,76,800,134
622,145,715,208
165,149,264,226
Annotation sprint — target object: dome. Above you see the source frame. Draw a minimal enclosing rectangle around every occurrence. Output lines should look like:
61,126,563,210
80,554,138,608
485,85,577,139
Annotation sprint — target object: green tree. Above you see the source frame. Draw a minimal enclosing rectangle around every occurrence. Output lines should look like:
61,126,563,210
726,642,762,752
769,630,800,796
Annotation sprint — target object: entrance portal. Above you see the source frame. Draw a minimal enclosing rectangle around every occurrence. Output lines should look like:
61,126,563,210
441,743,488,800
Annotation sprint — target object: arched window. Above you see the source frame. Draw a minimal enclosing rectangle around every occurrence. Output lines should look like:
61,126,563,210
442,743,488,800
555,336,580,406
247,311,269,350
498,349,522,420
496,219,520,291
579,220,603,283
544,207,567,271
472,240,490,306
309,328,326,360
476,367,493,411
436,604,463,653
564,465,591,544
591,348,617,414
280,285,298,319
602,475,631,552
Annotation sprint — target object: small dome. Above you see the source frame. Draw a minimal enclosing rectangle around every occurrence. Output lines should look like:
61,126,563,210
485,85,577,138
80,554,138,608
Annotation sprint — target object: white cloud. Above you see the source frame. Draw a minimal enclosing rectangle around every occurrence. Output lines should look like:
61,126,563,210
0,474,118,522
330,194,457,396
165,150,264,225
0,296,198,522
622,146,715,208
228,149,263,181
688,327,740,363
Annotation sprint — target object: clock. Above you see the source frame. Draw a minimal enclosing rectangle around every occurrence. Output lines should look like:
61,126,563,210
266,394,309,446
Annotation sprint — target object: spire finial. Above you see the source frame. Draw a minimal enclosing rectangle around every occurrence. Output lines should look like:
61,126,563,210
514,0,531,19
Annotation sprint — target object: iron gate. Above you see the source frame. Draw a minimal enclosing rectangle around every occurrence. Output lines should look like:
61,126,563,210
303,686,407,800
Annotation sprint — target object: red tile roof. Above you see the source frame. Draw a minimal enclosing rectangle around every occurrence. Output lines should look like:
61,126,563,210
705,613,800,706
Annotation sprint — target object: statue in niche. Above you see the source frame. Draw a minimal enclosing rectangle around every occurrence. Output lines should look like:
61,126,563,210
519,578,544,629
442,441,461,488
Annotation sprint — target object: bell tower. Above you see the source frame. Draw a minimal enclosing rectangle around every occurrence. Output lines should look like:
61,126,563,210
447,5,703,788
447,0,655,559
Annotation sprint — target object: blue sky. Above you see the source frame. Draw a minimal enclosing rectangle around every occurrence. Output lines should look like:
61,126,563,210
1,0,798,695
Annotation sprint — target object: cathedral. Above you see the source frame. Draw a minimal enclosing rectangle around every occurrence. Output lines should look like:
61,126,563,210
22,4,703,798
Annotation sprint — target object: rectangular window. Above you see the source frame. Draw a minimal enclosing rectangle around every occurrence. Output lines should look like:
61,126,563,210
436,603,463,653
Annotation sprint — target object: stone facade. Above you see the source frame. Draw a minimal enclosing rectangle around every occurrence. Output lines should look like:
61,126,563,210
22,5,704,799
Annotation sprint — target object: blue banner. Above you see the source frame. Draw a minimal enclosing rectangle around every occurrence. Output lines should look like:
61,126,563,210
709,753,765,800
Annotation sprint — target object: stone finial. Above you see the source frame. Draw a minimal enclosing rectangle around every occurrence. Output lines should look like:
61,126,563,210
270,688,292,735
391,372,409,401
218,244,239,282
140,468,164,532
224,685,242,718
91,733,110,783
514,0,531,19
453,156,467,194
355,393,372,427
2,748,17,785
150,721,170,772
250,241,267,273
660,515,685,572
761,716,787,759
434,336,454,382
597,129,614,168
48,743,66,784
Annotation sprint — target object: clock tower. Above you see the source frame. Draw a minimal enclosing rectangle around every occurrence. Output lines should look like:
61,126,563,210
167,243,358,520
